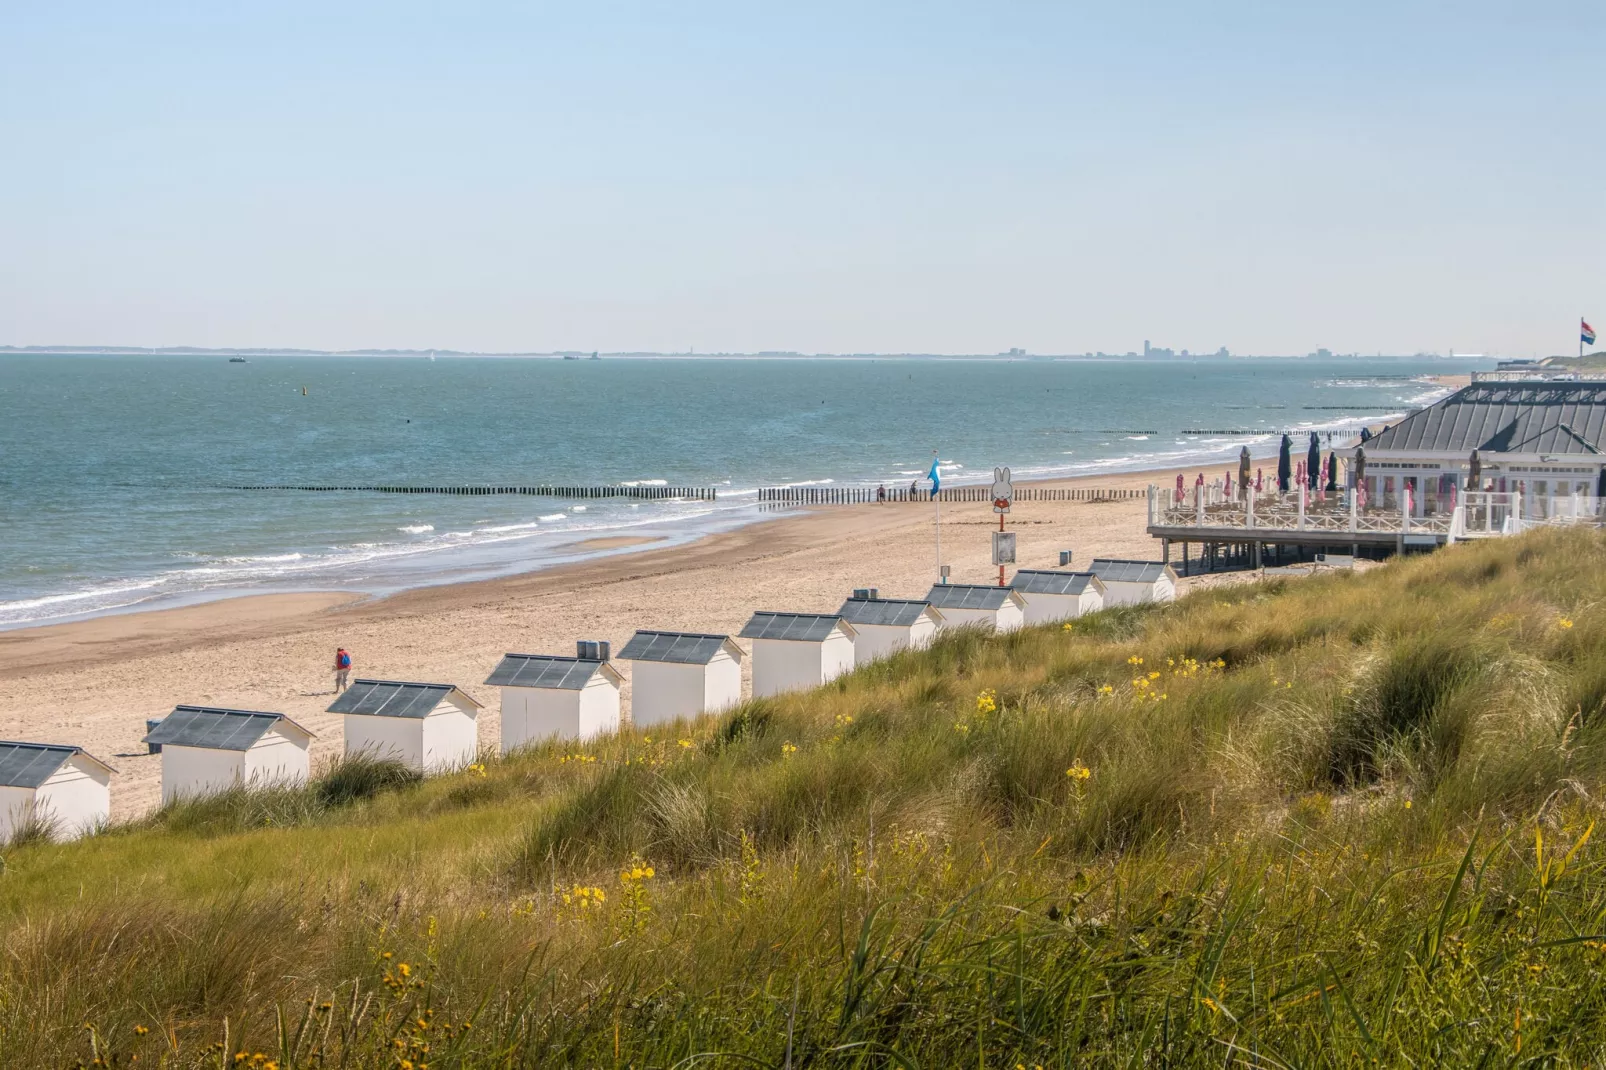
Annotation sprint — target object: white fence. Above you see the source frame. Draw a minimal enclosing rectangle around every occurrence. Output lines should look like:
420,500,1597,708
1149,484,1605,541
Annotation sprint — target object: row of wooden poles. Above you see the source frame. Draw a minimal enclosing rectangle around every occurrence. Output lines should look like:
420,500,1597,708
223,485,719,500
223,484,1145,505
757,486,1145,504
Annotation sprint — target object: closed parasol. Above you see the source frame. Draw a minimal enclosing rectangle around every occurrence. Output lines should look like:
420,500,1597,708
1307,433,1321,490
1354,446,1366,488
1326,452,1338,492
1238,447,1252,500
1277,434,1292,492
1468,449,1481,491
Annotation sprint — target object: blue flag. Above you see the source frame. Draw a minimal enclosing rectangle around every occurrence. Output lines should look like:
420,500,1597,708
928,456,941,499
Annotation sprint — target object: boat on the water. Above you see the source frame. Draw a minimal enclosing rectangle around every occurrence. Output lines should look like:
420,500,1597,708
228,357,247,363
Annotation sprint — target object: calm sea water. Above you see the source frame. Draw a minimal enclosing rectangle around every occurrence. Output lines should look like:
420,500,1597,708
0,355,1481,626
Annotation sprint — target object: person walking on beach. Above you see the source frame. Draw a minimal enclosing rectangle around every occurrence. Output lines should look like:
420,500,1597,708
877,483,887,503
334,647,352,692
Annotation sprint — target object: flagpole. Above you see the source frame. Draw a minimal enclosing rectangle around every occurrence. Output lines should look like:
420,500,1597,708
932,450,942,581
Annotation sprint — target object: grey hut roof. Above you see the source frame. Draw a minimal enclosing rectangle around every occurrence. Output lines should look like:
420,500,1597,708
1009,569,1105,596
1089,559,1174,584
739,611,853,642
327,680,481,718
143,706,312,751
1366,382,1606,456
837,597,937,627
0,741,113,788
925,584,1018,611
617,630,739,665
485,653,619,690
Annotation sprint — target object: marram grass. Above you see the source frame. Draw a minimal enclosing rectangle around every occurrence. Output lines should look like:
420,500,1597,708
11,528,1606,1065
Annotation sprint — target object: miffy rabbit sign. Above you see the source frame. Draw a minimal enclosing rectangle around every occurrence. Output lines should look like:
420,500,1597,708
991,467,1014,514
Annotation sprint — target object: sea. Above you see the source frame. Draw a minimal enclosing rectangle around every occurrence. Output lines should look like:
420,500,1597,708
0,354,1487,628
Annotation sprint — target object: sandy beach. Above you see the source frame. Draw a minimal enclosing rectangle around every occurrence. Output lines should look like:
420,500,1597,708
0,458,1283,817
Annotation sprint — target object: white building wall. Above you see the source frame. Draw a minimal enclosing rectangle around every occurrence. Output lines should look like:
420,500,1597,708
1020,592,1078,625
502,687,570,752
1154,573,1176,602
0,785,35,843
35,758,111,840
161,744,246,803
851,623,910,663
1103,579,1172,606
938,603,1023,633
704,649,743,713
344,713,423,768
630,661,708,728
241,728,310,789
821,629,855,683
752,638,825,698
420,706,478,773
577,675,622,740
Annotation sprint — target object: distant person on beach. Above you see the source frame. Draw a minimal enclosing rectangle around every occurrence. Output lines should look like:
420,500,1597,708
909,481,918,498
334,647,352,692
876,483,887,502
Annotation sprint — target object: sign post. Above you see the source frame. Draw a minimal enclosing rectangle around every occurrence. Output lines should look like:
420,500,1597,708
991,467,1014,586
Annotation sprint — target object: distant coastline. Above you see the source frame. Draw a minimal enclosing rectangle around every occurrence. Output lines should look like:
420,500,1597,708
1,346,1490,361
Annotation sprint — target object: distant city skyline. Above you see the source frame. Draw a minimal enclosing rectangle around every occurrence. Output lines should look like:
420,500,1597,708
2,3,1601,356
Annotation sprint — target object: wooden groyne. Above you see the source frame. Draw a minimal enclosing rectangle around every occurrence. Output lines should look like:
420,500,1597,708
223,484,718,500
758,486,1144,505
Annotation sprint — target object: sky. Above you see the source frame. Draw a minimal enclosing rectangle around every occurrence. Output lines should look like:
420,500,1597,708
1,2,1602,357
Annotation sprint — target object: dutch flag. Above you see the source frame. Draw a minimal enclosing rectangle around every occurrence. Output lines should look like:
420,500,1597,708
1584,319,1597,347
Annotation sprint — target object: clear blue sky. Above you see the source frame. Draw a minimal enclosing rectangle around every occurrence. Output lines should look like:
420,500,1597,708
1,2,1600,356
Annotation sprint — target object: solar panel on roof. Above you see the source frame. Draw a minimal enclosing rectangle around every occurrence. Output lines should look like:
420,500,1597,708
485,654,606,690
926,584,1011,610
327,680,456,718
837,598,931,627
143,707,285,751
617,630,730,664
738,612,843,642
0,742,77,789
1010,570,1097,596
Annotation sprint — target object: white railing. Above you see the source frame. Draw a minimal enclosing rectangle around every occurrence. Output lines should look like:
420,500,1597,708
1147,484,1605,539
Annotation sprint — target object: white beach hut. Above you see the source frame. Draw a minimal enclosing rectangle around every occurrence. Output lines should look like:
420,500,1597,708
144,706,315,803
486,643,624,751
0,741,114,842
327,679,482,774
617,630,744,728
1009,569,1107,624
836,592,943,663
924,584,1026,633
1087,559,1178,606
739,612,858,698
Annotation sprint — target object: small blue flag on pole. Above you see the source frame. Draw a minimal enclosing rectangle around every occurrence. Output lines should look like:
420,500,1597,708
928,455,941,499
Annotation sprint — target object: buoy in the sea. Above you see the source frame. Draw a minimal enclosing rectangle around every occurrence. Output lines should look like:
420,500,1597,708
302,386,308,396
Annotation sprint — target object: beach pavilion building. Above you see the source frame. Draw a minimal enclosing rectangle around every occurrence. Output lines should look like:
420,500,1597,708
327,679,482,774
0,741,114,842
1009,569,1107,624
1146,382,1606,568
1088,559,1178,605
144,706,314,803
924,584,1026,633
1355,381,1606,520
617,630,745,728
835,590,943,663
739,612,857,698
486,645,624,751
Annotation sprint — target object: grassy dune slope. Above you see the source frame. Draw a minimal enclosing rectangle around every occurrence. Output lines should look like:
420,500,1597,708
10,528,1606,1066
